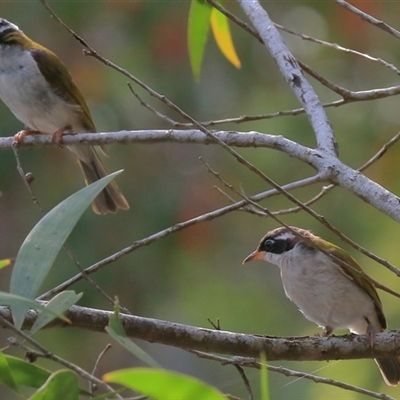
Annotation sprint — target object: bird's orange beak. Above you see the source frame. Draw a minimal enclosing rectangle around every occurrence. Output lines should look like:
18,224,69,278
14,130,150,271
242,250,265,265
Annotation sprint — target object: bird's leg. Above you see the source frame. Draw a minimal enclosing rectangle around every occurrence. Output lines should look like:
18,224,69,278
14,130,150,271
366,318,377,348
52,125,71,147
13,129,41,144
323,326,333,336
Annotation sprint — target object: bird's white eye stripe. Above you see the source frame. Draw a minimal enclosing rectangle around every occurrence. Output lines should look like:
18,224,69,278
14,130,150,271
0,19,19,34
272,232,296,241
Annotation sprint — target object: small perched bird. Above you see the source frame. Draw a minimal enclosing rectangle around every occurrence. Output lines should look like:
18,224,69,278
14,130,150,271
0,18,129,214
243,226,400,386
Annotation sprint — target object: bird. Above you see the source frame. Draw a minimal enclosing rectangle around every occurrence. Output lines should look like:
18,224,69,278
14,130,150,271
243,226,400,386
0,18,129,214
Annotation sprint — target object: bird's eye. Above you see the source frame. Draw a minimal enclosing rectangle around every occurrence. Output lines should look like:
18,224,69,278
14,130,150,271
262,239,275,251
260,238,292,254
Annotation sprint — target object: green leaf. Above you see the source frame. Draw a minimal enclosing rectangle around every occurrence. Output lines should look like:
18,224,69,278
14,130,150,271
106,306,161,368
0,292,69,324
4,354,52,389
0,351,18,392
9,171,123,329
4,355,91,396
210,4,241,68
29,370,79,400
103,368,227,400
188,0,212,81
30,291,82,334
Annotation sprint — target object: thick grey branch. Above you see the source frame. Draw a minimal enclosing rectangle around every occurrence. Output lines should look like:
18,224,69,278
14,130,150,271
1,305,400,362
238,0,337,155
0,130,309,154
3,130,400,223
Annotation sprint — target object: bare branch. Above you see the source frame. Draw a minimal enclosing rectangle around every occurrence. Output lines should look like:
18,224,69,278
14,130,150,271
127,83,179,126
202,0,400,126
37,175,322,300
300,61,400,100
275,23,400,76
90,344,112,394
2,305,400,363
190,351,395,400
5,127,400,223
0,130,312,159
194,351,395,400
336,0,400,39
237,1,338,155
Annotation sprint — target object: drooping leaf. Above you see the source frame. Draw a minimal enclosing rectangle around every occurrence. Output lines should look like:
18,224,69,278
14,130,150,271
9,171,124,329
210,4,241,68
188,0,212,80
103,368,227,400
0,292,69,325
30,291,82,334
106,304,160,368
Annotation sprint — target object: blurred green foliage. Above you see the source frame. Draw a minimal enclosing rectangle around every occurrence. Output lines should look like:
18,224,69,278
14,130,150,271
1,1,400,399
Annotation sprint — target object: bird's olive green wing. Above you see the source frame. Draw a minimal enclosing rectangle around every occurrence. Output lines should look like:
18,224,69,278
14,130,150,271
30,44,96,132
327,243,386,328
307,236,380,301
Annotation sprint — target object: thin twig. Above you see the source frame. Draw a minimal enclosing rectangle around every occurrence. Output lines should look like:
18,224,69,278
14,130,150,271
275,23,400,76
205,0,400,117
42,0,310,198
299,60,400,101
234,364,253,400
37,175,322,299
127,82,179,125
336,0,400,39
40,0,340,228
189,351,394,400
201,156,329,218
358,132,400,172
38,0,400,292
12,143,41,210
206,317,253,400
90,344,113,394
12,141,129,311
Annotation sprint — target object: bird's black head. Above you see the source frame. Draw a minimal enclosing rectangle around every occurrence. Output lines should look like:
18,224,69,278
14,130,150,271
0,19,21,45
258,226,311,254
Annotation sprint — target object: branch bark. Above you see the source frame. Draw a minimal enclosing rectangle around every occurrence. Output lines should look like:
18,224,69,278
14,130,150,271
3,130,400,223
0,130,309,153
238,0,338,155
1,305,400,361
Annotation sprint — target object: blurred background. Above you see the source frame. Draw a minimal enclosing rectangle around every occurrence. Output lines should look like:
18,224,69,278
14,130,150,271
1,1,400,399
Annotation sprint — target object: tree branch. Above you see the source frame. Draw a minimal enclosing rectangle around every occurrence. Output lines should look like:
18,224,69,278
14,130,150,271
190,351,394,400
336,0,400,39
237,0,338,155
37,175,322,300
0,130,310,153
3,129,400,223
2,305,400,362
